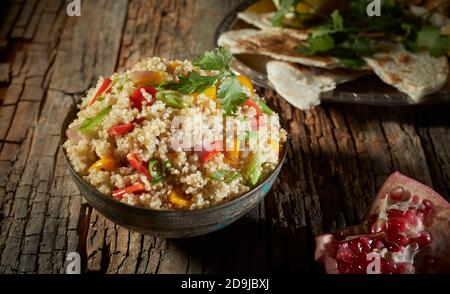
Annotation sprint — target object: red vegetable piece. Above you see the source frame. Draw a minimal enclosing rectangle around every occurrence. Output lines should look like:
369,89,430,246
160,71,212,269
108,123,135,137
315,171,450,274
129,86,158,111
112,183,145,200
89,78,112,106
127,153,151,178
243,99,263,117
197,141,222,163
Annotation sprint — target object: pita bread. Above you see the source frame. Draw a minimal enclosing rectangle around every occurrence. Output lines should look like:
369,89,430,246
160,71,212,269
267,60,367,110
218,29,340,68
364,45,449,101
237,11,309,40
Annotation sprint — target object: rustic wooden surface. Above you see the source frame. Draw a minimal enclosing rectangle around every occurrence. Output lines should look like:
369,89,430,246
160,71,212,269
0,0,450,274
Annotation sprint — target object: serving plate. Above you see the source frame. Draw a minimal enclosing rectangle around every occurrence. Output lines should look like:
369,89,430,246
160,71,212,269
214,0,450,106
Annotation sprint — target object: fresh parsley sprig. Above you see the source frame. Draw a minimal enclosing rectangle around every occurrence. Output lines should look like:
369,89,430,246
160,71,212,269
164,47,248,114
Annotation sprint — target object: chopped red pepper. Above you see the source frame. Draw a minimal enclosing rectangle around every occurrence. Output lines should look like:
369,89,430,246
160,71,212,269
197,141,222,163
243,99,263,118
89,78,112,106
129,86,158,111
112,183,145,200
127,153,151,178
244,99,264,129
108,123,136,137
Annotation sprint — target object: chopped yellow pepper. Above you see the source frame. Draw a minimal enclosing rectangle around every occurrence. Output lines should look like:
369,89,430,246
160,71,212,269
167,61,180,74
89,156,116,172
224,137,240,168
131,70,166,86
169,190,190,207
236,75,254,96
269,139,279,156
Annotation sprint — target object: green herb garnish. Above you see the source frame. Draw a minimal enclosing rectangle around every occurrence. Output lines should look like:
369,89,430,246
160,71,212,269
163,47,248,113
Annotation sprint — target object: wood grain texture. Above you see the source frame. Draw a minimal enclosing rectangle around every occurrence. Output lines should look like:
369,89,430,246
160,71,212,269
0,0,449,274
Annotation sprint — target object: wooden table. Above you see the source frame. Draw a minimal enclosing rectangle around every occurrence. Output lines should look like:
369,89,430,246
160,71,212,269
0,0,449,274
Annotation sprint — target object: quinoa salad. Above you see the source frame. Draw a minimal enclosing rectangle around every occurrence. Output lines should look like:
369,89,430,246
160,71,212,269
64,48,287,210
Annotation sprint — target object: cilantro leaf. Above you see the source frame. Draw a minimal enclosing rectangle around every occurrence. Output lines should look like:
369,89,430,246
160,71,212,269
171,72,218,95
331,10,343,31
415,26,450,57
296,34,335,56
338,57,365,69
271,0,296,27
339,36,373,57
217,76,247,114
193,47,232,72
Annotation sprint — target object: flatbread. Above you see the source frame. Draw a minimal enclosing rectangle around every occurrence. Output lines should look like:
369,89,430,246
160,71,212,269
266,60,367,110
237,11,275,30
237,11,309,40
364,45,449,101
218,28,340,68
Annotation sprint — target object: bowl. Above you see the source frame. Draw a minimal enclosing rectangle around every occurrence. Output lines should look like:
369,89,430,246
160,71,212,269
60,99,288,238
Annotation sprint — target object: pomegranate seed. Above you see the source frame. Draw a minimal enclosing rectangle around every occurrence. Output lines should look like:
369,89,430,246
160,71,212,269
422,199,433,209
412,195,420,204
336,243,355,264
387,242,402,252
387,209,404,218
371,218,387,233
394,234,410,246
417,231,433,248
423,207,434,225
372,239,385,250
389,187,404,201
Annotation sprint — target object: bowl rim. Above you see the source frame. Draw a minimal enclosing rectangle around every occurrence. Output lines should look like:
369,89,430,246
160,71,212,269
60,96,289,216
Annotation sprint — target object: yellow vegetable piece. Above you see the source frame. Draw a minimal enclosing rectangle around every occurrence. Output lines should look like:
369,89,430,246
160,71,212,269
89,156,116,172
131,70,166,86
236,75,254,96
193,85,217,106
225,137,240,160
167,61,180,74
202,85,217,101
224,137,240,168
169,190,190,207
269,139,279,156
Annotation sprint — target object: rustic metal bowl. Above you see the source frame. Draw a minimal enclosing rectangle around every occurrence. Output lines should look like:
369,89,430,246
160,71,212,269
60,100,288,238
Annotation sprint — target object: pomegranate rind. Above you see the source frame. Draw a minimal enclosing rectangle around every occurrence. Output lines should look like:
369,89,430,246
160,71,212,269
315,171,450,274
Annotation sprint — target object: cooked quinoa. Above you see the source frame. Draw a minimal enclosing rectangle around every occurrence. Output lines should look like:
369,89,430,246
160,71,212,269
64,49,287,210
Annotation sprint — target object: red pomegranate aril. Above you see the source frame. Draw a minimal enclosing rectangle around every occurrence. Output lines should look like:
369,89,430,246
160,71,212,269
370,217,387,234
387,209,404,218
394,234,410,246
422,199,433,209
336,243,355,264
412,195,420,204
390,187,404,201
423,207,434,225
417,231,433,248
372,239,385,250
387,242,402,252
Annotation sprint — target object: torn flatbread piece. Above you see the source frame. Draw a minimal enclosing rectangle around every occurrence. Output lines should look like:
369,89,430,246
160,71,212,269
267,60,367,110
218,29,339,68
237,11,309,40
364,45,449,102
237,11,275,30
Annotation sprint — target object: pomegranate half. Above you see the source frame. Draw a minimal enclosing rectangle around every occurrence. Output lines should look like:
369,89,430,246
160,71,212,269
315,172,450,274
